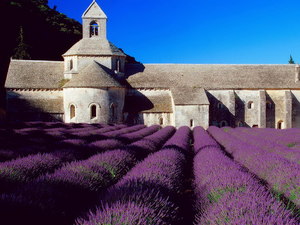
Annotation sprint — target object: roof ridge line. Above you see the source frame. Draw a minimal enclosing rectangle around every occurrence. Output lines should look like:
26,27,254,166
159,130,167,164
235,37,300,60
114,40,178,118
11,59,63,63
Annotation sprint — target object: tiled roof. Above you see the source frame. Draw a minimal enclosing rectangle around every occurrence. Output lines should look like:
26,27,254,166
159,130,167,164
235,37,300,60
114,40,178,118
126,64,300,89
171,87,209,105
63,39,125,57
63,61,126,88
5,60,64,89
124,91,173,113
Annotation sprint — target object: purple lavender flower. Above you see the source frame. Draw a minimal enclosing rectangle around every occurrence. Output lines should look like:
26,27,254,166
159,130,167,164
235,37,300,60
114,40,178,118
0,149,138,225
128,126,176,157
226,127,300,164
193,126,220,154
208,126,300,208
0,153,63,192
88,139,124,154
101,124,146,139
162,126,191,154
193,128,298,224
118,125,161,143
76,149,185,225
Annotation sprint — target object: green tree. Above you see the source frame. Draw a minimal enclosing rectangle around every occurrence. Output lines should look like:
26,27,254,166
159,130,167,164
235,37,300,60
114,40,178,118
13,26,31,59
289,55,295,64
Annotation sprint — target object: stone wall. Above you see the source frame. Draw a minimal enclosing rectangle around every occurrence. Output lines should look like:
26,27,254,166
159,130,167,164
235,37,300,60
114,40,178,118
78,56,112,70
291,90,300,128
207,90,235,127
6,89,64,121
266,90,291,129
142,112,173,127
82,19,107,40
234,90,261,127
63,87,125,124
63,56,78,79
174,105,209,129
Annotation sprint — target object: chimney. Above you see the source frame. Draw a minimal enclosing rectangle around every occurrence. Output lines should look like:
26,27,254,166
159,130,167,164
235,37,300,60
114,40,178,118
295,64,300,82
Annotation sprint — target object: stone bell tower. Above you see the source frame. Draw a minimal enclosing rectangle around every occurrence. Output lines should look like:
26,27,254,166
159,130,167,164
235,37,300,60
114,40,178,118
82,0,107,40
62,0,126,79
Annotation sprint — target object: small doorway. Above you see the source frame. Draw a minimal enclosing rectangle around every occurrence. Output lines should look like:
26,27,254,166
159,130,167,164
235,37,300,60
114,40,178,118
219,120,228,127
277,120,284,129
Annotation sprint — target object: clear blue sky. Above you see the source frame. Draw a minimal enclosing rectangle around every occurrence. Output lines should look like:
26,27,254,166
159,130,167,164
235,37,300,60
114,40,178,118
48,0,300,64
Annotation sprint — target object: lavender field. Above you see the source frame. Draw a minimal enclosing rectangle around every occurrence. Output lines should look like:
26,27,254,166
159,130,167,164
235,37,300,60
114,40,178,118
0,122,299,225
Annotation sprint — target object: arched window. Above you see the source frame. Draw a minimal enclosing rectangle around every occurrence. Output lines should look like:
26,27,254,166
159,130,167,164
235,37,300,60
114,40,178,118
159,117,163,125
190,119,194,128
90,21,99,37
116,59,121,72
237,121,244,127
70,105,75,119
110,103,116,119
277,120,284,129
247,101,254,109
90,105,97,119
219,120,228,127
217,102,224,110
69,59,73,70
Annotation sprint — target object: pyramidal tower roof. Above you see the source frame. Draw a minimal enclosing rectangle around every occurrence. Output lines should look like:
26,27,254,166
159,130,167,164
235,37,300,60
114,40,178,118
63,61,125,88
82,0,107,19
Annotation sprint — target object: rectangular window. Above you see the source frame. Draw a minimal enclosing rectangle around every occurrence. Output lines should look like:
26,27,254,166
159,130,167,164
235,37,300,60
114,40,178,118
190,119,194,128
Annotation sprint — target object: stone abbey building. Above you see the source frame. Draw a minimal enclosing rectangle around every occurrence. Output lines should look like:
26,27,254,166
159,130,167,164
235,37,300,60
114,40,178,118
5,1,300,129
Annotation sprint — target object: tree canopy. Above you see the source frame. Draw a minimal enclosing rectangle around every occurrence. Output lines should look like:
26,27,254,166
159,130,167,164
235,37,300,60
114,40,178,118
289,55,295,64
5,0,82,60
0,0,82,108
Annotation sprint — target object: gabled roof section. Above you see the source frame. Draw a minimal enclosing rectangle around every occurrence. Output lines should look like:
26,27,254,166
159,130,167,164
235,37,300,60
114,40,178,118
126,64,300,89
171,87,209,105
5,60,64,89
82,0,107,19
63,61,125,88
63,40,125,57
124,91,173,113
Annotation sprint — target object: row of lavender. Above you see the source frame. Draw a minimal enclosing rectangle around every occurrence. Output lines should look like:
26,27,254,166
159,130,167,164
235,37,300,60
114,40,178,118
0,123,161,162
75,126,300,224
0,125,177,225
0,122,299,224
193,127,298,224
234,127,300,148
224,127,300,164
76,126,192,224
0,124,164,195
208,127,300,215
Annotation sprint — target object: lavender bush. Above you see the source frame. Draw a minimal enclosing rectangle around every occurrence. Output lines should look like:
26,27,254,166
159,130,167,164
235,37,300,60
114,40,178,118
0,149,137,225
69,124,127,141
0,153,63,193
162,126,191,155
227,127,300,164
208,126,300,209
88,139,124,153
76,149,186,225
118,125,161,143
100,124,146,139
193,129,298,224
127,126,175,158
193,126,220,154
